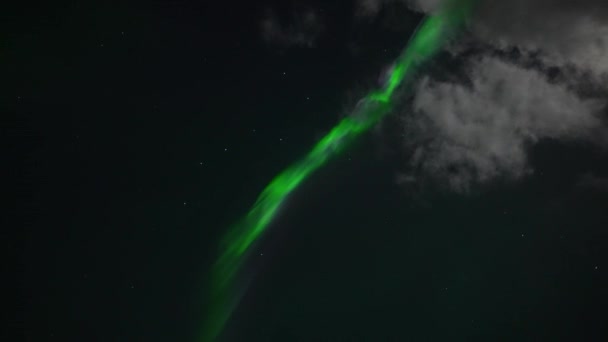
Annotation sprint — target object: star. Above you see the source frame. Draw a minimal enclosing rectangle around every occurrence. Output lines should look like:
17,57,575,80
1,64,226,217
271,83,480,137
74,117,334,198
224,148,228,151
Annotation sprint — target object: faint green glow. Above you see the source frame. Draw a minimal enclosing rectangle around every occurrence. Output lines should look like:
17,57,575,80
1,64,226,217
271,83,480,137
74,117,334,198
201,3,475,341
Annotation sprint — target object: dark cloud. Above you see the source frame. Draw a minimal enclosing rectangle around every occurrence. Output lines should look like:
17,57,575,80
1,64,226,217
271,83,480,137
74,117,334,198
260,9,323,49
399,0,608,77
355,0,441,17
469,0,608,77
577,173,608,192
357,0,608,73
355,0,384,17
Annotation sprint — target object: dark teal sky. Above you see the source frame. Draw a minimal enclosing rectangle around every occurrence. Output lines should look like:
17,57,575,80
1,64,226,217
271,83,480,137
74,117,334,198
8,0,608,341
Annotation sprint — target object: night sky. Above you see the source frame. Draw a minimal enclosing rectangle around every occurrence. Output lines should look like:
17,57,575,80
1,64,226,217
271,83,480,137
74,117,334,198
9,0,608,341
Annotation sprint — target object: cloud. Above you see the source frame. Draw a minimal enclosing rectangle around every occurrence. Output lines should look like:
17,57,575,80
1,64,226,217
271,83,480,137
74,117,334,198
355,0,385,17
355,0,442,17
470,0,608,77
577,173,608,192
405,0,443,13
401,56,605,192
350,1,608,191
395,0,608,191
260,9,323,49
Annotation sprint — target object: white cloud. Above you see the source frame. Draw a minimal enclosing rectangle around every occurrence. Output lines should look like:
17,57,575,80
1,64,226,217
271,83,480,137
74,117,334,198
384,0,608,191
402,57,605,191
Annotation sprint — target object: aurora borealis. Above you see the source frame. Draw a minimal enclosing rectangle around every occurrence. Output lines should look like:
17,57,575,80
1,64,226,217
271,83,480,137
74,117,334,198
16,0,608,341
203,2,476,340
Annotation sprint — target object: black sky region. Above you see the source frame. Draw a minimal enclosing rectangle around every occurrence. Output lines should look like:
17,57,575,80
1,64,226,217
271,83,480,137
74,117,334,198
7,0,608,341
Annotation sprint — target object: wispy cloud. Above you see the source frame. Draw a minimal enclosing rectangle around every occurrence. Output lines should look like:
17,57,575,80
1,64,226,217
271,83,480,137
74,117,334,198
260,8,323,49
354,0,442,17
577,173,608,192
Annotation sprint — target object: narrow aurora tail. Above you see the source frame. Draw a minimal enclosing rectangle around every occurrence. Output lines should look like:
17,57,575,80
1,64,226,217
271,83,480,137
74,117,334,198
201,2,475,341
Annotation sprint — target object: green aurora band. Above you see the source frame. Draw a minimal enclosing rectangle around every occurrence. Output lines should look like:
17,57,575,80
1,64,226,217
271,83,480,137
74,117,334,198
202,2,476,341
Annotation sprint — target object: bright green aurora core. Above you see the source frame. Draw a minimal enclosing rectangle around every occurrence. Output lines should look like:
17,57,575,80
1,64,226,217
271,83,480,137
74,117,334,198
202,2,476,341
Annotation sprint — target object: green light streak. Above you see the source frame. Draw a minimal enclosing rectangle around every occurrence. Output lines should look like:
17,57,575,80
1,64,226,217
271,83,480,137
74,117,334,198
201,3,475,341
